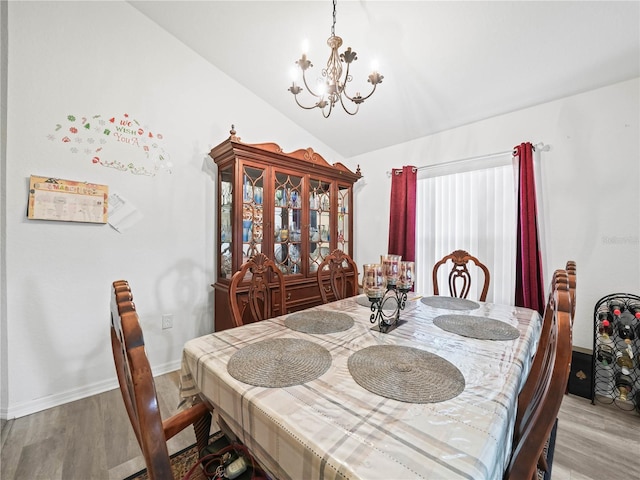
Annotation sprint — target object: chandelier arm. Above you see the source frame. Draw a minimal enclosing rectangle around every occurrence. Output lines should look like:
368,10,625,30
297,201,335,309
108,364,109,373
337,91,360,116
343,83,379,104
359,83,379,102
339,61,379,104
335,62,358,115
293,95,325,110
301,70,322,99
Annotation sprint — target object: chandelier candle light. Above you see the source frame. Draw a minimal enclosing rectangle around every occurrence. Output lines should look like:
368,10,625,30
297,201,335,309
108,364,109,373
363,255,414,333
288,0,384,117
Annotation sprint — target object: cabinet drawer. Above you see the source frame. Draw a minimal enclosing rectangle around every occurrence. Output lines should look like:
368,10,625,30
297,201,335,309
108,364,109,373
285,281,322,311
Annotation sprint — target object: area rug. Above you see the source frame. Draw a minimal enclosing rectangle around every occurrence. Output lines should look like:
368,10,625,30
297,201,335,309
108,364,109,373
123,431,225,480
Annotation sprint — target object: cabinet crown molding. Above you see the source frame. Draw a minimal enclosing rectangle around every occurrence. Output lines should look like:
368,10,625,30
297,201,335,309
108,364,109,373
210,136,362,181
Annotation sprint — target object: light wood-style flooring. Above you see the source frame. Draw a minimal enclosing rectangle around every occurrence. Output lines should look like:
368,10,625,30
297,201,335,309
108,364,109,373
1,371,639,480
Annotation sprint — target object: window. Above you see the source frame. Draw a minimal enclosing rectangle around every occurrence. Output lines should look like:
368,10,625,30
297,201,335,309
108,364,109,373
415,156,517,304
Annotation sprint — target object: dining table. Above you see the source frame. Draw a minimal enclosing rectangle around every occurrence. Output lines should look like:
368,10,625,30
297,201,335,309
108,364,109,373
179,293,542,480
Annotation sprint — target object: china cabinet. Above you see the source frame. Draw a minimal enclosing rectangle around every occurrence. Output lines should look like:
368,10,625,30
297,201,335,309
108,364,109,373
210,128,362,331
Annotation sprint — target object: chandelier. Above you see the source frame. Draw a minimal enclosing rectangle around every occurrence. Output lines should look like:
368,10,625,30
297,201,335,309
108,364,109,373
288,0,384,117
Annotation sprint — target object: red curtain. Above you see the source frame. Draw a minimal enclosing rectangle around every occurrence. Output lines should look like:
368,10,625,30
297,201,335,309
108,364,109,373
388,166,417,261
514,142,545,314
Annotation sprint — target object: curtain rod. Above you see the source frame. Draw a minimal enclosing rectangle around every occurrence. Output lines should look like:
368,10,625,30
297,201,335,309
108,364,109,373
387,142,550,177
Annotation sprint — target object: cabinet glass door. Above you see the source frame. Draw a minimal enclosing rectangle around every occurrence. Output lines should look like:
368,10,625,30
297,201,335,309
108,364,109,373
274,171,303,275
309,178,332,273
220,166,233,279
241,164,265,265
337,184,351,254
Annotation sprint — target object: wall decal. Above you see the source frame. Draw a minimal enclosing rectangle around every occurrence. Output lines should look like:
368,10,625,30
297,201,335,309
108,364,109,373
47,113,172,176
27,175,108,224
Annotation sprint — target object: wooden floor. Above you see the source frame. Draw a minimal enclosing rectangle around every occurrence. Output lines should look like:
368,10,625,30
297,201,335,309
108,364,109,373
1,371,639,480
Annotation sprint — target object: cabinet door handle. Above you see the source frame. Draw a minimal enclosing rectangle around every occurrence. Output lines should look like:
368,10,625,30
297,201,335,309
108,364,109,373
286,292,292,300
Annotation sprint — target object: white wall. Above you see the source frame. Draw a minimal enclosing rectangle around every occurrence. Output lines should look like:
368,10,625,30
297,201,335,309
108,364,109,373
2,1,343,418
345,77,640,352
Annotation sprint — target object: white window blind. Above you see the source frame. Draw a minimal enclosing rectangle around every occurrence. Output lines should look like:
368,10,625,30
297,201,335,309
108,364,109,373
415,156,517,305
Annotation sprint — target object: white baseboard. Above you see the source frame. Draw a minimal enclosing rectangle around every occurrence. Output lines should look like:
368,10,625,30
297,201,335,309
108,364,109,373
1,360,181,420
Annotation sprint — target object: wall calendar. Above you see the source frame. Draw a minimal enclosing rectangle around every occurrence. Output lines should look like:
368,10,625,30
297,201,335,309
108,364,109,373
27,175,108,224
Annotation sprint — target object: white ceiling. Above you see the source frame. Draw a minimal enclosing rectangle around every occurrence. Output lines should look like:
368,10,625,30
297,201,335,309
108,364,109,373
129,1,640,158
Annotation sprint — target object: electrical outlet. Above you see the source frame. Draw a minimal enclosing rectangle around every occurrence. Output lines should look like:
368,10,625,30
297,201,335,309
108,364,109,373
162,314,173,330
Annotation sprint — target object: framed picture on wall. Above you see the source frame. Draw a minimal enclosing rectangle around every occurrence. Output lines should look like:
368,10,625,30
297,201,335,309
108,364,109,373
27,175,109,224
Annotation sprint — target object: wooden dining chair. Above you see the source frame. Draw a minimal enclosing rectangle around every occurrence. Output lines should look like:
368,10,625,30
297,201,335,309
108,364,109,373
516,269,572,413
432,249,491,301
110,281,212,480
113,279,132,302
565,260,577,322
317,249,359,304
229,252,287,327
115,288,133,305
562,261,576,395
505,269,573,480
114,279,130,290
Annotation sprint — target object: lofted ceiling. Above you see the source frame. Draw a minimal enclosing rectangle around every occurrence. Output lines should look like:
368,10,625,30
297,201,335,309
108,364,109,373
129,1,640,158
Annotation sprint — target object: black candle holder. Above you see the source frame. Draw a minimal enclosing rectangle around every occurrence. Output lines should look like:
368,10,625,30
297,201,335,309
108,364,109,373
368,282,412,333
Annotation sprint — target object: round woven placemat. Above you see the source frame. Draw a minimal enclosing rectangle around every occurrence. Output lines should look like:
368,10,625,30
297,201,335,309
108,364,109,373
348,345,465,403
420,296,480,310
227,338,331,388
285,311,354,334
433,314,520,340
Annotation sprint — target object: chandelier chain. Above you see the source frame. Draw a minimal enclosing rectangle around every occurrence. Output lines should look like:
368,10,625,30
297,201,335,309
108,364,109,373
331,0,337,37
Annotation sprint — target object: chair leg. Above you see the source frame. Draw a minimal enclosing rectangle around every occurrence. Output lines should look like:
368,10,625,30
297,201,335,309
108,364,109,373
538,451,549,471
193,411,213,456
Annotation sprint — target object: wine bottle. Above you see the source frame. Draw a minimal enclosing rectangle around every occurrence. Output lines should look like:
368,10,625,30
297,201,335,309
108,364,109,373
598,318,614,338
597,304,614,339
596,342,615,366
618,321,636,343
609,299,625,317
627,300,640,320
597,304,614,321
615,370,633,401
616,349,634,369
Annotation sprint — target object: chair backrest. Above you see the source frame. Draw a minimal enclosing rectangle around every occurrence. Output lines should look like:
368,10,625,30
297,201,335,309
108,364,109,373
565,260,577,321
505,269,573,480
317,249,359,303
113,279,133,303
229,252,287,327
432,249,491,301
110,283,173,479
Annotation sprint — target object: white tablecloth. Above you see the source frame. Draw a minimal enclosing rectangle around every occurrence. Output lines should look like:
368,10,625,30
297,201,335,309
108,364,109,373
180,294,542,480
